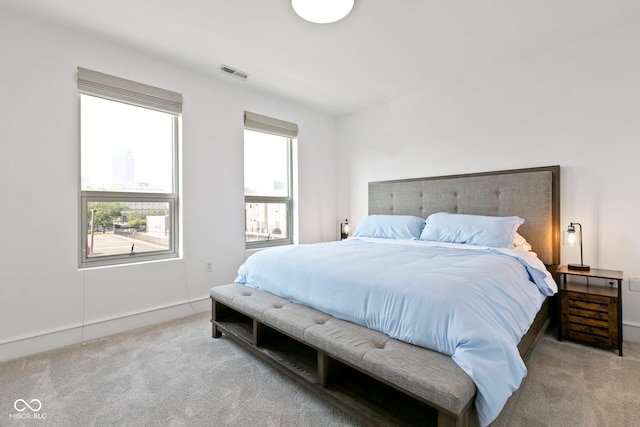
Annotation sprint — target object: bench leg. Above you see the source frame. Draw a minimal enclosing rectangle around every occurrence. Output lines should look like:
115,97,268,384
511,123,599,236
212,322,222,338
211,297,222,338
437,401,478,427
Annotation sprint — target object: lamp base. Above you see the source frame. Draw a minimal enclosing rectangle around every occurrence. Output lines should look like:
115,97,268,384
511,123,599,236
568,263,590,271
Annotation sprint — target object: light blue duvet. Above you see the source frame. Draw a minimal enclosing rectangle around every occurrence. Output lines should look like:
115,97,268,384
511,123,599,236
235,237,557,426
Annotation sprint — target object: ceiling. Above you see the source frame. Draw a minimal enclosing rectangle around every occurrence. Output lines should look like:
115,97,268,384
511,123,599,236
3,0,640,117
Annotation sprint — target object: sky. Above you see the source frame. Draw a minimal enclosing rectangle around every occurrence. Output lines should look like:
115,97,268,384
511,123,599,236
243,129,289,196
80,94,174,192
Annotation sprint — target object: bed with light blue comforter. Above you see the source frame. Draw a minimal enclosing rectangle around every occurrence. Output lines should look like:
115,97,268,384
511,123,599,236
235,237,557,426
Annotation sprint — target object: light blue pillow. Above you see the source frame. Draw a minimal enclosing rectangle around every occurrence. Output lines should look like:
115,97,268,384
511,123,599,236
353,215,425,240
419,212,524,248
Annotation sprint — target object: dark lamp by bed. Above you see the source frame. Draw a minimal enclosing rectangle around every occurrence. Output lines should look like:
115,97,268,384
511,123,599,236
563,222,590,271
340,219,349,240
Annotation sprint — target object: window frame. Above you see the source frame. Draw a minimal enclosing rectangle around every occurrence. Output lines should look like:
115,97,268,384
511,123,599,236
243,110,298,250
77,68,182,268
244,133,294,249
80,191,178,265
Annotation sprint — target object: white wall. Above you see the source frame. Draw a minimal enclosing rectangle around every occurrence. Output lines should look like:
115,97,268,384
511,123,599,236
337,23,640,342
0,11,338,361
3,8,638,362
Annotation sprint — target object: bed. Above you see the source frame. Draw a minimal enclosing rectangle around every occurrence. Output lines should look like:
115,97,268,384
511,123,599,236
211,165,560,427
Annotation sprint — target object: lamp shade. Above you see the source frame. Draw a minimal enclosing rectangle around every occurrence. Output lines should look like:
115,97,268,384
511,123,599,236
563,226,579,247
340,219,349,240
292,0,355,24
564,222,589,271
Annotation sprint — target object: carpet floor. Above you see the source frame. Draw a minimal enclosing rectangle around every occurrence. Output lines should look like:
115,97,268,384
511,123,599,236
1,312,639,426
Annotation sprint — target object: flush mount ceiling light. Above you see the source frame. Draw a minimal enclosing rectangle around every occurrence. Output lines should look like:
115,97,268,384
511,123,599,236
291,0,355,24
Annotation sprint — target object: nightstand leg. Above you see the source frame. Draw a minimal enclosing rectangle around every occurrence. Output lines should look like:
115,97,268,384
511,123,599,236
618,278,623,356
557,273,565,342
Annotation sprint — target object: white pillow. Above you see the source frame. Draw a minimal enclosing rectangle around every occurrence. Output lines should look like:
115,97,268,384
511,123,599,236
513,232,532,251
353,215,425,240
419,212,524,248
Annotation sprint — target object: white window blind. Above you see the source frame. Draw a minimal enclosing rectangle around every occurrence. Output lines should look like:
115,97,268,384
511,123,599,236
244,111,298,138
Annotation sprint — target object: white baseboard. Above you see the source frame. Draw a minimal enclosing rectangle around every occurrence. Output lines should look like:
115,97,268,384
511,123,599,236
0,298,210,363
3,301,637,363
623,321,640,344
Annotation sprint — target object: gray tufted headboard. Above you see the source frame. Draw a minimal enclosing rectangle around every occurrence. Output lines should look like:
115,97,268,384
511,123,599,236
368,166,560,266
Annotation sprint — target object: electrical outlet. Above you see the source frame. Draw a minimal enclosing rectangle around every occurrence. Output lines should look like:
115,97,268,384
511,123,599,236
630,277,640,292
205,261,213,273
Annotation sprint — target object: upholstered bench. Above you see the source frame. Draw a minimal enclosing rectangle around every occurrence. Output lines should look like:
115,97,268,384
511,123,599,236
210,283,478,427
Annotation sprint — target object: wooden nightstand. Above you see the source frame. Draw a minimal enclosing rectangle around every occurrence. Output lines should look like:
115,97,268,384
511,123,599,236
557,265,623,356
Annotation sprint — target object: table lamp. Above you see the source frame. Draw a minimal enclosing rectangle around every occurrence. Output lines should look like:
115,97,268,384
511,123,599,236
563,222,590,271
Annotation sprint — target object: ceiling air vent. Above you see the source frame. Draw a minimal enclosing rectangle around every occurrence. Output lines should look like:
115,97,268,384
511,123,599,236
220,65,248,81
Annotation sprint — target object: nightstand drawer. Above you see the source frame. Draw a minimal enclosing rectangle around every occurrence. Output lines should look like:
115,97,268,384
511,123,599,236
561,291,618,347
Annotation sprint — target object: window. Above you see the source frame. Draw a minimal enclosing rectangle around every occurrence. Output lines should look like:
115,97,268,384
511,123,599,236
244,112,298,249
78,67,182,267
